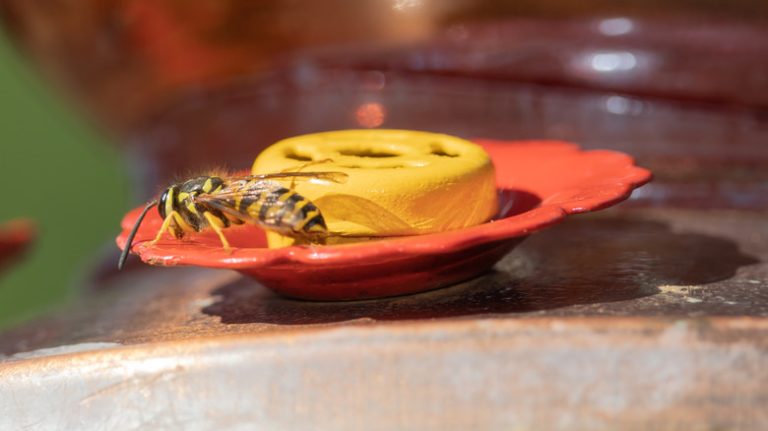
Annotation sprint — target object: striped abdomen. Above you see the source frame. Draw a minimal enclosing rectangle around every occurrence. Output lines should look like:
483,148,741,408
226,180,327,236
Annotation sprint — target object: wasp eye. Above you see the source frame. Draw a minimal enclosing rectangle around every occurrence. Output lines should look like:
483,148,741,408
158,189,170,219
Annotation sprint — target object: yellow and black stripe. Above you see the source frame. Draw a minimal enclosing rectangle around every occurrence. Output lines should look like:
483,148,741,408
235,182,326,234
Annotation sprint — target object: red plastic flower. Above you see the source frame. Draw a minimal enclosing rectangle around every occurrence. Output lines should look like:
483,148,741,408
117,140,651,300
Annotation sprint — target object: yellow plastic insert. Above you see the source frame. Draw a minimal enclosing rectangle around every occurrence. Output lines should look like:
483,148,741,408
252,129,498,247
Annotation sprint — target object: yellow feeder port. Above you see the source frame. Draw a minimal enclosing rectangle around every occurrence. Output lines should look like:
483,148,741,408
252,129,498,247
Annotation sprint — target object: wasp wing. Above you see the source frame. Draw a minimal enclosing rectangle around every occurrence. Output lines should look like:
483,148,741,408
227,171,348,184
195,172,344,237
197,179,328,233
313,194,419,237
194,182,277,226
197,171,344,216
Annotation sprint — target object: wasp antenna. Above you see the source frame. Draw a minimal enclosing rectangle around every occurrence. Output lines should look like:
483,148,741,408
118,200,158,270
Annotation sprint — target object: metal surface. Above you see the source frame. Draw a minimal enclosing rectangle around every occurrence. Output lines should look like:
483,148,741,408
1,318,766,430
1,208,766,429
2,208,766,348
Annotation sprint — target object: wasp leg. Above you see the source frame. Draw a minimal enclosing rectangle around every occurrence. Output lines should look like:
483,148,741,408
150,211,184,245
203,211,232,253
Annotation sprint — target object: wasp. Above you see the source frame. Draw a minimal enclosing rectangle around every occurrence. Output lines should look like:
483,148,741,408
118,171,348,269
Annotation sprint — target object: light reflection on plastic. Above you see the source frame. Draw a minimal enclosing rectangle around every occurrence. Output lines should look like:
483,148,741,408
589,52,638,73
355,103,387,128
605,95,645,116
597,18,635,36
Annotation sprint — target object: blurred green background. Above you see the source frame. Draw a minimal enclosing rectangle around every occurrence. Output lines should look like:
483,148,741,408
0,34,129,328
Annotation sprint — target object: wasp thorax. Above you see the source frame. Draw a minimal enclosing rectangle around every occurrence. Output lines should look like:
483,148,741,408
181,176,217,194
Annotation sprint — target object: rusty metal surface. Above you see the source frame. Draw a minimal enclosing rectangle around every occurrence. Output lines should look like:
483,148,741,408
0,208,766,429
1,317,766,430
1,207,765,353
